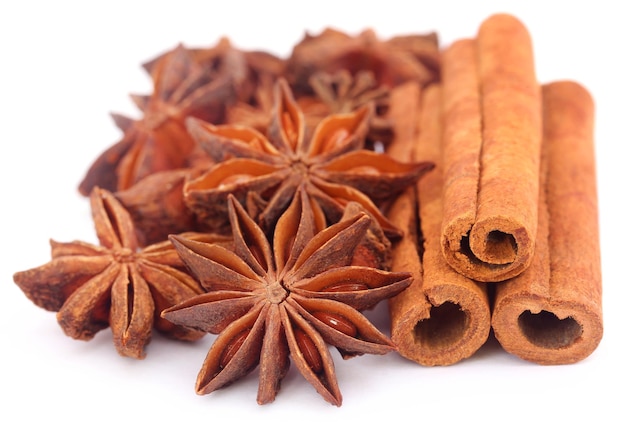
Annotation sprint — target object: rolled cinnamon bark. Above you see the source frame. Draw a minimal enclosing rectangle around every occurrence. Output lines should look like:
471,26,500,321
387,81,490,366
491,81,603,364
440,14,542,282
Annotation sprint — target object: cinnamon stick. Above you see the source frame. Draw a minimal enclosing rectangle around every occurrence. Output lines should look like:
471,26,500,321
491,81,602,364
440,14,542,282
387,82,490,366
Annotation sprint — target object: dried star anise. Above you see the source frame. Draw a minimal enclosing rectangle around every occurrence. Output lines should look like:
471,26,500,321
146,37,286,133
184,77,433,237
307,69,389,116
13,187,230,359
285,28,440,95
114,168,209,247
177,37,286,106
162,189,412,405
225,72,277,132
302,69,394,147
78,42,239,196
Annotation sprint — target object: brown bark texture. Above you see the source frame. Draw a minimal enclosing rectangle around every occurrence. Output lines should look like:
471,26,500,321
387,81,491,366
440,14,542,282
490,80,602,364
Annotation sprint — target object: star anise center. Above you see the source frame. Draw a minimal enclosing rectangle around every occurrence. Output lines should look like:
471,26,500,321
112,247,136,263
290,160,309,177
265,280,288,304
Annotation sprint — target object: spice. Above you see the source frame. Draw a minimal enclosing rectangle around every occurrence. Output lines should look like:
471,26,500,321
114,168,206,247
11,16,603,406
162,189,412,405
491,81,603,364
225,72,277,132
439,14,542,282
304,70,394,146
13,187,230,358
385,82,490,366
177,37,286,106
78,44,241,195
307,70,389,115
184,77,433,237
285,28,440,95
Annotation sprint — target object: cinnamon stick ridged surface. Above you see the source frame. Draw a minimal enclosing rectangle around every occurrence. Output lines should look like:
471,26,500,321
387,82,490,366
491,81,602,364
440,13,542,282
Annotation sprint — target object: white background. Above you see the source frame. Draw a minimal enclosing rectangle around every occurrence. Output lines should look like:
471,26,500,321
1,1,624,424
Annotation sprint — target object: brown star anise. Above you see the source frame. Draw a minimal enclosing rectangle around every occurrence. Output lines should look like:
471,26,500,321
225,72,276,132
13,187,230,359
303,69,394,147
114,168,209,247
162,189,412,405
285,28,440,95
145,37,286,134
78,42,239,196
175,37,286,106
307,69,389,115
184,77,433,237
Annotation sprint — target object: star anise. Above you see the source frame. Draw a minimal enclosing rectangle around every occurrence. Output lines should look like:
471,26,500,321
13,187,230,359
225,72,276,132
172,37,286,106
78,42,240,195
114,168,209,247
162,189,412,405
285,28,440,95
184,77,434,237
303,69,394,147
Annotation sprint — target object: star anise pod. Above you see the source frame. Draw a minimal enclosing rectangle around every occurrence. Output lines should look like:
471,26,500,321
184,77,434,237
78,42,240,196
285,28,440,95
307,69,389,115
13,187,230,359
114,168,210,247
188,40,287,134
189,39,286,108
303,69,394,147
162,189,412,405
225,72,276,132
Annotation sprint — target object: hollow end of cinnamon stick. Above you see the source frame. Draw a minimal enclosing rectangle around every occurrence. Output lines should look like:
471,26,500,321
441,215,534,281
387,83,491,366
388,186,491,367
491,296,602,365
491,80,602,365
392,281,491,366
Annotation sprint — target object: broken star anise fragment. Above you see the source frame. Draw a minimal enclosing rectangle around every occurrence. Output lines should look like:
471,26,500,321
162,189,412,406
13,187,230,359
184,77,434,237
